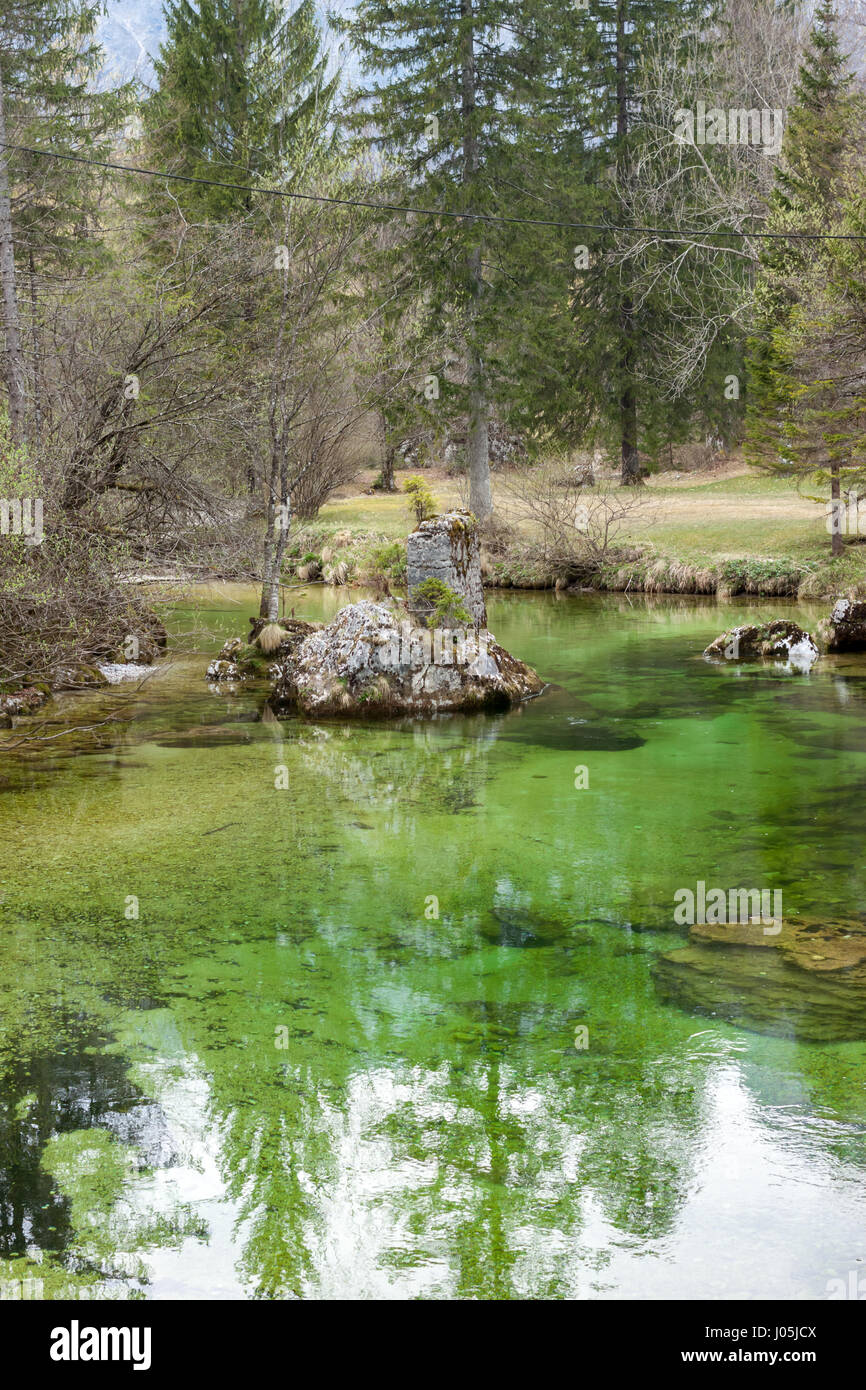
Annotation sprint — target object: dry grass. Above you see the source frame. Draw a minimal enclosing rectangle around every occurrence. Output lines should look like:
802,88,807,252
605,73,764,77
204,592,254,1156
317,455,866,598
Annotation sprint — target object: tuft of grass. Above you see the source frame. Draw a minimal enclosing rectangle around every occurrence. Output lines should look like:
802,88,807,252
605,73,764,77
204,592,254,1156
256,623,288,654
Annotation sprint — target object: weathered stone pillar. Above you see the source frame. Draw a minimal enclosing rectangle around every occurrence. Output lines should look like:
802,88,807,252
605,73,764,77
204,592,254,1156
407,510,487,628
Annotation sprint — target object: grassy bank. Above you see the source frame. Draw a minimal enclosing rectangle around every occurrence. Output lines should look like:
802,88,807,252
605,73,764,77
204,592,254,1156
317,463,866,600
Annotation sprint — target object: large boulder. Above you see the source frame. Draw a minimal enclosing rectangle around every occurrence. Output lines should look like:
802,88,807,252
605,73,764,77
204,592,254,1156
269,599,544,715
818,597,866,652
704,620,819,672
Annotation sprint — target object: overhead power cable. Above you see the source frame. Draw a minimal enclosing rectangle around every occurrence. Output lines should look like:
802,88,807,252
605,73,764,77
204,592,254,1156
4,142,866,243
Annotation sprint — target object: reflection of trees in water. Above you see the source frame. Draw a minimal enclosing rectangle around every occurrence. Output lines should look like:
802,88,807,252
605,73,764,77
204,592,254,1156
178,898,711,1298
0,1017,206,1295
0,1024,126,1259
280,714,513,817
218,1075,338,1299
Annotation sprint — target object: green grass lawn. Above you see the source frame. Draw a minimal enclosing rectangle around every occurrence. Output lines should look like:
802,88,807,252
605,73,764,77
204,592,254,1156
318,465,866,595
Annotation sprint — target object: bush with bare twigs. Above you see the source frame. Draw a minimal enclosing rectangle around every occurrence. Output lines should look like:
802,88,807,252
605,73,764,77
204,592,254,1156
503,463,649,585
0,509,165,693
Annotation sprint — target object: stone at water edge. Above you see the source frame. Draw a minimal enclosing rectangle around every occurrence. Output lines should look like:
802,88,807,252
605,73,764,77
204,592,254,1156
268,599,544,715
406,510,487,627
704,620,819,672
819,597,866,652
206,621,317,683
96,663,159,685
0,686,49,725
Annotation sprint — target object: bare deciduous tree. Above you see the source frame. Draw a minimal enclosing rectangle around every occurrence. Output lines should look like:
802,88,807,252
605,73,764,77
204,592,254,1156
611,0,809,401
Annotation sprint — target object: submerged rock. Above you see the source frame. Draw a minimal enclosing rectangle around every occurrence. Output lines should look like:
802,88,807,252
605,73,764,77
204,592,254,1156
704,620,819,672
653,914,866,1041
481,905,557,949
268,599,544,716
818,597,866,652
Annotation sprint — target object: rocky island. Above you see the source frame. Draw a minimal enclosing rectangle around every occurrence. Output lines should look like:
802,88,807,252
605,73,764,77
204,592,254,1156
207,511,544,715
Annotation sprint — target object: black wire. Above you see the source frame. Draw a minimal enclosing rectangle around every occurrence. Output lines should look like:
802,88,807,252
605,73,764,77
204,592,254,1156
4,141,866,242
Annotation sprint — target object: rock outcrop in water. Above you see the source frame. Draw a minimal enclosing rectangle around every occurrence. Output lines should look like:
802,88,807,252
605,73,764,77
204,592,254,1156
818,597,866,651
207,619,315,682
704,620,819,672
0,685,49,727
208,512,543,715
654,915,866,1041
268,600,543,715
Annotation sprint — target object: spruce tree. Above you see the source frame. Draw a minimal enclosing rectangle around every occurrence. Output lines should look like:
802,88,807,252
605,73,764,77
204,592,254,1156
545,0,713,483
745,0,862,554
338,0,554,520
142,0,338,221
0,0,131,446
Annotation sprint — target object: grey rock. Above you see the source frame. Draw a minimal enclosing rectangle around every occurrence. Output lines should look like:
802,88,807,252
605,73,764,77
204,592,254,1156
704,620,819,672
406,510,487,628
270,599,543,716
819,597,866,651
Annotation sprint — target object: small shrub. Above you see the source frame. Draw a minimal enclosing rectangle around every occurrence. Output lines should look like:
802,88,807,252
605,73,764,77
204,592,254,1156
411,577,471,627
369,541,407,584
403,475,437,526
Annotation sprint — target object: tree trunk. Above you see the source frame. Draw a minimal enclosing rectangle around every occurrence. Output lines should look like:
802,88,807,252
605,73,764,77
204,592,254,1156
830,463,844,558
267,496,290,620
467,345,491,518
28,250,42,454
0,69,25,447
616,1,641,486
460,0,492,522
381,447,396,491
244,291,257,496
619,301,640,484
260,434,291,619
378,409,396,491
259,525,277,619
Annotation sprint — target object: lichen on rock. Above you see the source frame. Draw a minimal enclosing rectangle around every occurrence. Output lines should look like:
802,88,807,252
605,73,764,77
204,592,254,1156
406,510,487,628
818,597,866,651
704,620,819,672
268,599,543,716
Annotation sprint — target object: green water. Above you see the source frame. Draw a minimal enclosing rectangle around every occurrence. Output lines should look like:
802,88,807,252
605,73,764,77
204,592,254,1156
1,585,865,1300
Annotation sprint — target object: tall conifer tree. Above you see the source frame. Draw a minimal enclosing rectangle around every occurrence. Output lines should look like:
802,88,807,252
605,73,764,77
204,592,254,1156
339,0,555,520
746,0,863,554
142,0,337,220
